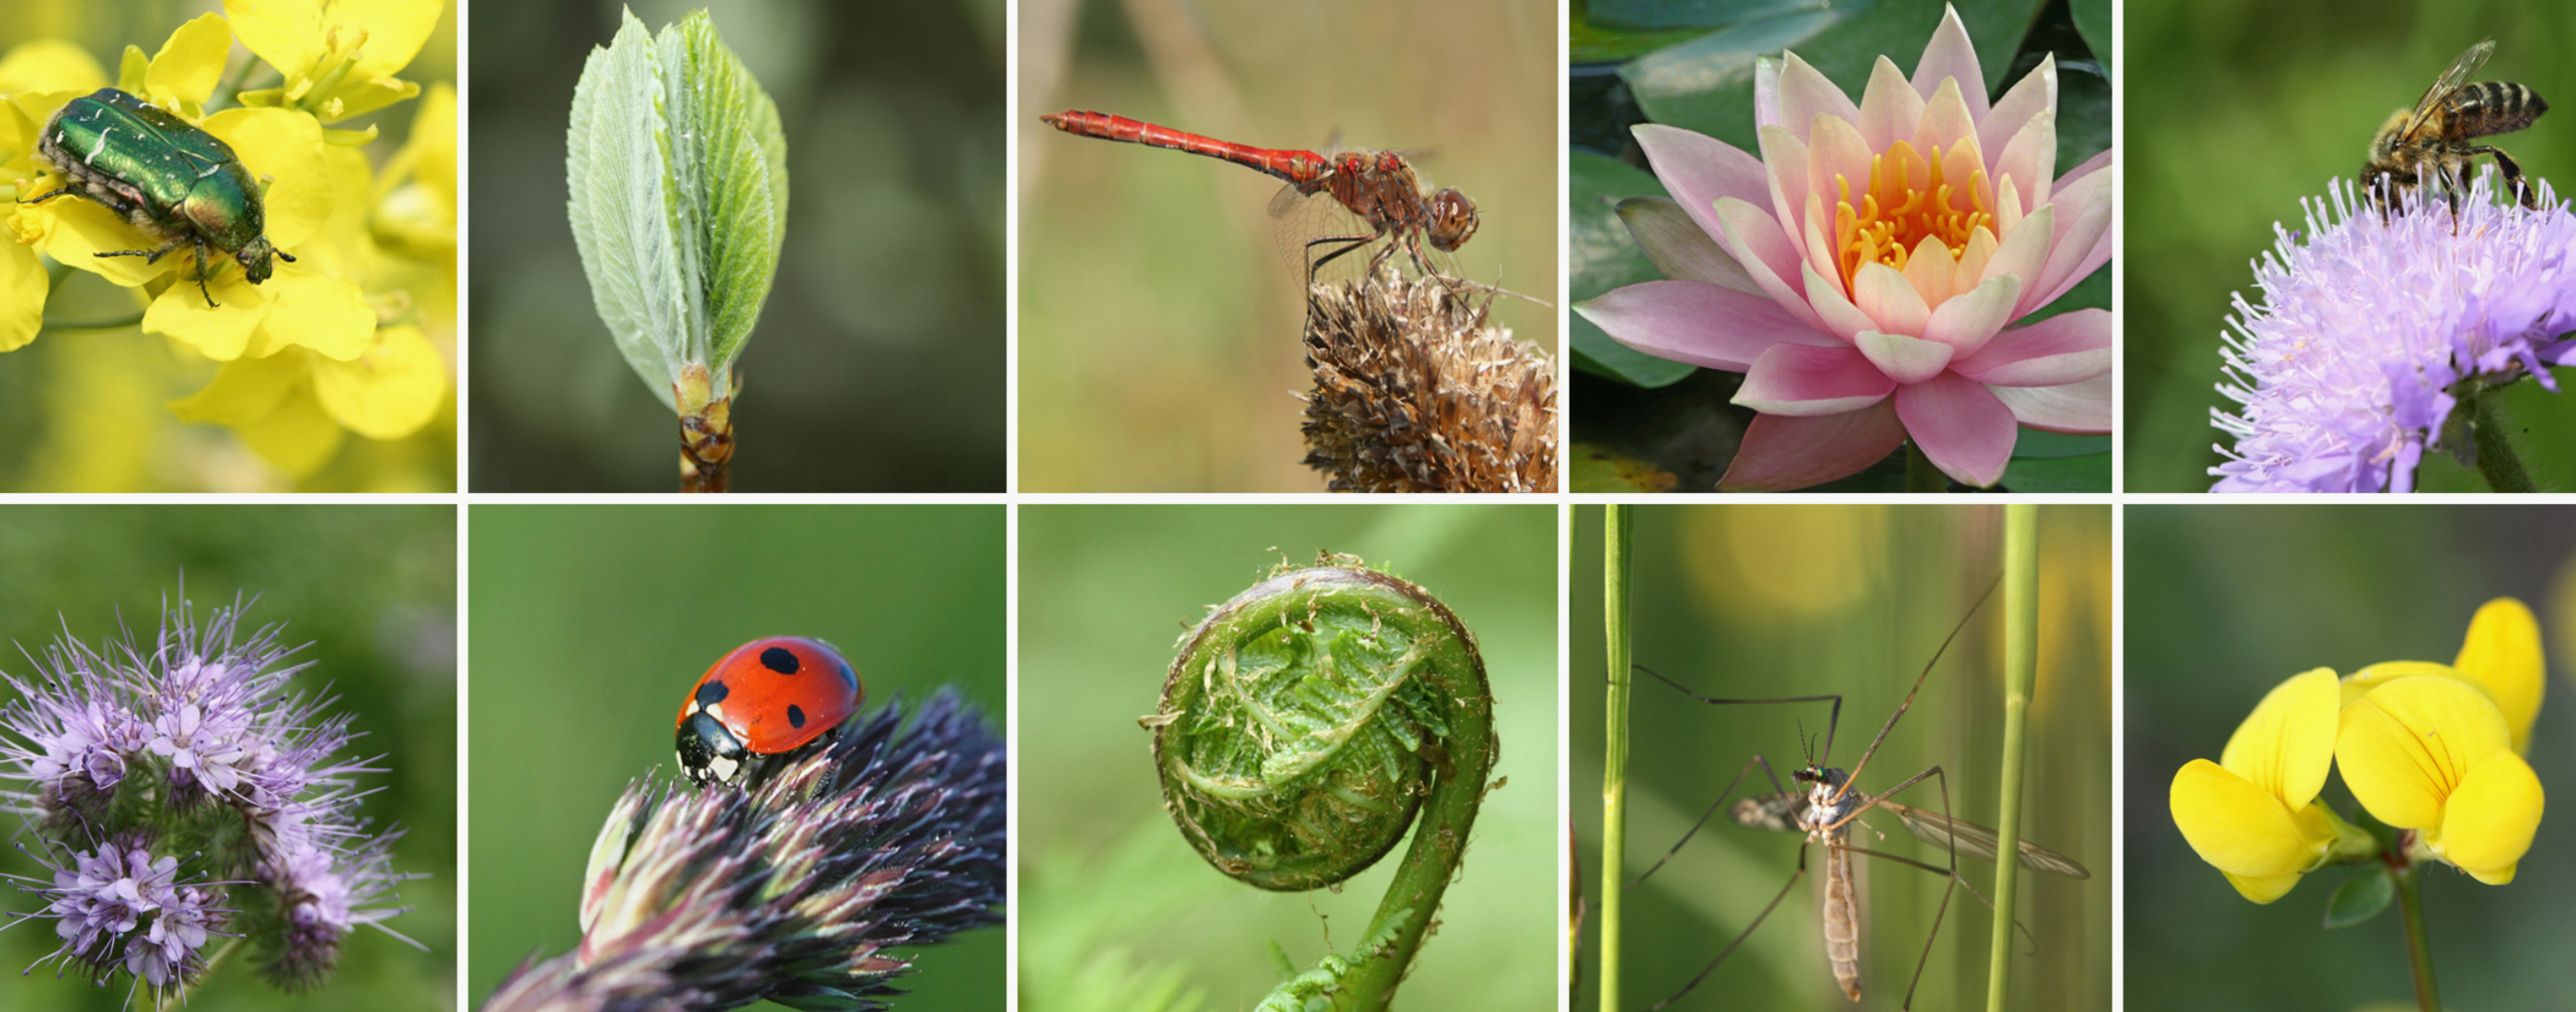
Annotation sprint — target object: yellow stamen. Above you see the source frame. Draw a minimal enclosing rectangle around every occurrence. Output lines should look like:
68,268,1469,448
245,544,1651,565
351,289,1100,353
1833,141,1994,294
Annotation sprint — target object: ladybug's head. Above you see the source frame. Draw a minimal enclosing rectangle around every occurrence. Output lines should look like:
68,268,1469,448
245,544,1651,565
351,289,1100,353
677,707,748,786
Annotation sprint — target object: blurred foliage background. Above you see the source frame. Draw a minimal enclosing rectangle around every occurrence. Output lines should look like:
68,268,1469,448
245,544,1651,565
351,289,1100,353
1018,0,1558,491
1569,0,2113,492
466,506,1005,1009
2126,0,2576,490
2128,506,2576,1009
1017,505,1554,1010
0,505,456,1010
1570,505,2110,1011
469,0,1005,491
0,0,456,492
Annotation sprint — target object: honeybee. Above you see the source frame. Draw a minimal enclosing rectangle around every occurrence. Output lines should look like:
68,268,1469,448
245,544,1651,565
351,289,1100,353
2363,39,2549,213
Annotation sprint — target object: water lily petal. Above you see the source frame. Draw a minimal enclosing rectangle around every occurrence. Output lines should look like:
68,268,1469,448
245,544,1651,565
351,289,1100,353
1982,204,2055,292
1912,76,1978,159
1981,54,2056,178
1778,52,1860,146
1910,3,1989,121
1807,114,1874,233
2338,675,2513,830
1903,234,1955,306
1855,329,1954,384
1921,273,2020,357
2453,598,2544,755
1710,197,1828,331
1633,124,1772,250
1994,374,2110,432
1854,261,1931,337
1735,343,1896,416
1953,225,1998,290
1754,124,1812,256
1801,190,1842,300
1577,281,1834,371
1718,399,1905,491
2218,668,2341,808
2024,167,2114,315
1857,56,1926,152
2432,751,2543,885
1800,259,1875,343
1618,197,1763,295
1892,371,2016,487
1754,54,1783,133
1952,307,2109,385
2055,147,2111,194
2171,759,2326,883
1994,108,2058,214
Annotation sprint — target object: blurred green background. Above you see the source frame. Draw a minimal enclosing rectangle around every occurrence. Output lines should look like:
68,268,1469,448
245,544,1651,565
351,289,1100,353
468,0,1005,491
1018,505,1555,1010
0,0,457,492
1018,0,1558,491
1571,505,2110,1011
2127,506,2576,1009
0,505,456,1010
466,505,1005,1009
1568,0,2113,492
2126,0,2576,489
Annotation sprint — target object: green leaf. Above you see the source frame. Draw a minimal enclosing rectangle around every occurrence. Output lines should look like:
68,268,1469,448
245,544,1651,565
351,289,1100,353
566,8,788,412
1570,153,1699,388
2323,870,2395,929
1998,448,2109,491
2070,0,2110,73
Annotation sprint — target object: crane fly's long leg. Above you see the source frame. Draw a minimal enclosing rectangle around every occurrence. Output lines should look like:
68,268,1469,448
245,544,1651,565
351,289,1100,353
1830,574,2001,804
1632,663,1845,761
1837,842,2041,956
1643,842,1809,1012
1629,752,1788,888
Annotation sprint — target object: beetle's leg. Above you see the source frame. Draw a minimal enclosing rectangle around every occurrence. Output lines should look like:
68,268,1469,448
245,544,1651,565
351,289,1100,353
17,187,79,206
192,240,219,308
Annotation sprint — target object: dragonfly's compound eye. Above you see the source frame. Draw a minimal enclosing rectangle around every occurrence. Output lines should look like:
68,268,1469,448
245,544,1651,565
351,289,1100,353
1427,188,1478,251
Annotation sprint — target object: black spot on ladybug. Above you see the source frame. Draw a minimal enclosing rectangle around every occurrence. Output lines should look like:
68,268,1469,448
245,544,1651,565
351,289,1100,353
762,647,799,674
788,704,807,729
832,657,858,692
696,680,730,707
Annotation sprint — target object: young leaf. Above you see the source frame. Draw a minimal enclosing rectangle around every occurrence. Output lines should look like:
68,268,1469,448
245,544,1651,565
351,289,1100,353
2322,869,2394,929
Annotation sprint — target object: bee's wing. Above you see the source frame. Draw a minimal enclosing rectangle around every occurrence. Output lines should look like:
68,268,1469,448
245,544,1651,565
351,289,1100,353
1880,799,2092,879
1728,792,1808,834
2401,38,2496,141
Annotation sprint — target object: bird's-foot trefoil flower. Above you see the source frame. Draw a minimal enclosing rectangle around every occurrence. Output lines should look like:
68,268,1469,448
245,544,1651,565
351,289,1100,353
2171,668,2375,903
2213,175,2576,492
2338,673,2545,885
1575,3,2112,489
0,590,422,1002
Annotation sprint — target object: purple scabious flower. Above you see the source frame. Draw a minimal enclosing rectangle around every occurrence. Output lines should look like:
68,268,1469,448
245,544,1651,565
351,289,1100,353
482,690,1005,1012
2212,174,2576,491
0,591,420,998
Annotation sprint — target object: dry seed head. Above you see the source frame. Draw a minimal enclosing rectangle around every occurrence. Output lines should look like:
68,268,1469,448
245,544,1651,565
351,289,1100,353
1299,266,1558,492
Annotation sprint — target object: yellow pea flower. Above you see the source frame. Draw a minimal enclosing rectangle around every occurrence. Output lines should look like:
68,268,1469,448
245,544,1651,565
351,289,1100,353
2171,668,2365,903
2336,674,2544,884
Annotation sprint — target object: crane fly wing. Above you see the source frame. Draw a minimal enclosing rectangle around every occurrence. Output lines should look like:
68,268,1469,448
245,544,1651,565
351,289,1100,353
1880,800,2091,879
2401,38,2495,143
1728,792,1808,834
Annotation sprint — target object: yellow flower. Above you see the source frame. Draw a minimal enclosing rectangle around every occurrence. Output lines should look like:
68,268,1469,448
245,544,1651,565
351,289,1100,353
2170,668,2351,903
2337,674,2544,884
0,38,109,351
225,0,444,124
2340,598,2543,756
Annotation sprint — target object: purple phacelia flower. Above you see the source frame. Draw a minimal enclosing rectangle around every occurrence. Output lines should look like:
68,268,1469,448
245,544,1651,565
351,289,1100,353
0,590,421,1000
2212,173,2576,492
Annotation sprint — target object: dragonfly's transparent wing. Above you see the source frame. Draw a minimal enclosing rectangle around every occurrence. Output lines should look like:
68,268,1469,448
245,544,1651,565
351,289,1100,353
1728,792,1808,834
1881,800,2090,879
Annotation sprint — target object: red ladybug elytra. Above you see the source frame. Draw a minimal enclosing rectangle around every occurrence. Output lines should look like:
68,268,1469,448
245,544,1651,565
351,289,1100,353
675,637,863,786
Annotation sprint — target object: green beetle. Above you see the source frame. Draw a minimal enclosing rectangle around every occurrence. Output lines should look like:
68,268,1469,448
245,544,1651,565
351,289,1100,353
20,87,293,307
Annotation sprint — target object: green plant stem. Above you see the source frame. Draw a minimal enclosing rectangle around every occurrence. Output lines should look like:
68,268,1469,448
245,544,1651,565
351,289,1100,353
2470,392,2535,492
1600,505,1634,1012
1984,505,2038,1012
1906,443,1947,492
160,935,246,1012
2391,861,2442,1012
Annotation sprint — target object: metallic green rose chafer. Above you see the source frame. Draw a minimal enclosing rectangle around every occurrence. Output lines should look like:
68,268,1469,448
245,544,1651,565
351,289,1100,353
20,87,293,307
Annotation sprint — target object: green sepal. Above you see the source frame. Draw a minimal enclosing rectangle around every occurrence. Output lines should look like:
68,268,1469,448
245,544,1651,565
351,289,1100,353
2323,869,2395,929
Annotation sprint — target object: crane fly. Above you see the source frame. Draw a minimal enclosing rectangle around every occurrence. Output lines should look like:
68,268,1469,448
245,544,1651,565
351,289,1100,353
1629,576,2088,1010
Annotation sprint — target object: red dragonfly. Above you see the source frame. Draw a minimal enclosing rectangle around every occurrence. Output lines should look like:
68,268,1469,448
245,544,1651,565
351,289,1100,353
1039,109,1479,287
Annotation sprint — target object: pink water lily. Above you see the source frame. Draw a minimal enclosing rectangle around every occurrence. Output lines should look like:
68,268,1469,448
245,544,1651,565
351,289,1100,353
1578,5,2113,489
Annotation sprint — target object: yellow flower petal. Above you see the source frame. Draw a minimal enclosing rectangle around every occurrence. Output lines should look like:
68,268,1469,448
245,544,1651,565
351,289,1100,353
224,0,442,115
146,14,236,108
2454,598,2544,755
167,349,343,477
2340,661,2459,707
2337,675,2513,830
0,40,108,95
241,267,373,361
2171,759,2329,884
314,325,444,438
2221,869,2306,904
237,383,344,476
144,270,269,360
202,107,329,247
169,348,303,425
2432,751,2544,885
2218,667,2340,808
0,240,42,351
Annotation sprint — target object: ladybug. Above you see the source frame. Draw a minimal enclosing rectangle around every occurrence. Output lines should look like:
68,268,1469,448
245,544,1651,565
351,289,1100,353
675,637,863,786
